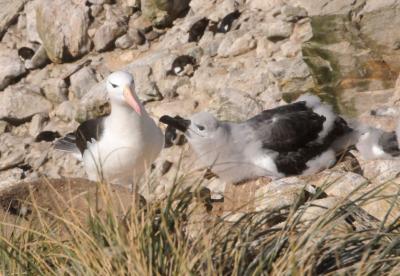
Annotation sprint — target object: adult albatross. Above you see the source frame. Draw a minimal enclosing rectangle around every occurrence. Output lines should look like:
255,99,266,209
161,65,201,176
55,71,164,187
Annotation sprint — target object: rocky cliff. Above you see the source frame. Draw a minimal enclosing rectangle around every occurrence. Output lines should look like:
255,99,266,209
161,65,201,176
1,0,400,221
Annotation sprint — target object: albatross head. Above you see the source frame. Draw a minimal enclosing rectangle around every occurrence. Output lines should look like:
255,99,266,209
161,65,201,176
106,71,142,115
160,112,223,143
160,112,228,167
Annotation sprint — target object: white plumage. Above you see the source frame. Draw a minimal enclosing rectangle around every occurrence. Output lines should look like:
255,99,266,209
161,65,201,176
55,71,164,186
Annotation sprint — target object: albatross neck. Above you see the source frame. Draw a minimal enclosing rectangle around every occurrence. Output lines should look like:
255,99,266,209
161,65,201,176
109,100,145,122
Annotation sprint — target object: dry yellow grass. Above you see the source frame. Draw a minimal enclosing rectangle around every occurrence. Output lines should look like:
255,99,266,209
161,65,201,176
0,176,399,275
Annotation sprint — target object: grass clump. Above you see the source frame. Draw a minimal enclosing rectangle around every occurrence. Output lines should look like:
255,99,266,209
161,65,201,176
0,177,399,275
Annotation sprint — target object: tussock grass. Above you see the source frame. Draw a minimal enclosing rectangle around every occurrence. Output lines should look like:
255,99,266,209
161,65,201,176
0,176,399,275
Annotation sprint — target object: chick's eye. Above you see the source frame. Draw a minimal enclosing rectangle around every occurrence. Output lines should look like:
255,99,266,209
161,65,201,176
110,82,118,88
197,125,205,131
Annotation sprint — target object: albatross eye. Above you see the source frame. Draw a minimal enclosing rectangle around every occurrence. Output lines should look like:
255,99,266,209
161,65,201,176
197,125,205,131
110,82,118,88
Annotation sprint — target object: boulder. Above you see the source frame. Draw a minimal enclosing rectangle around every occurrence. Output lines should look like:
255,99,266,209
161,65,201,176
79,82,110,120
41,78,68,104
218,33,257,57
129,65,163,102
141,0,191,27
223,176,313,214
93,21,127,52
25,0,42,43
265,20,293,41
299,0,400,116
53,100,82,122
0,85,52,121
289,0,362,16
0,0,26,39
0,49,26,90
36,0,91,63
69,67,99,100
304,170,369,200
266,56,314,94
0,168,24,190
357,1,400,73
28,113,48,137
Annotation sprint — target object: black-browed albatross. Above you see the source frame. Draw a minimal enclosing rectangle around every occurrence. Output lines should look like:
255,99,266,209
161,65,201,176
160,94,354,183
55,71,164,186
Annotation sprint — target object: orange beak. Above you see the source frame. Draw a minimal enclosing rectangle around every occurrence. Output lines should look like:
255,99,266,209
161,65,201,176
123,86,142,115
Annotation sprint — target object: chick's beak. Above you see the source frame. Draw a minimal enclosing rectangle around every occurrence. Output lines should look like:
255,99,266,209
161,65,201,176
123,85,142,115
160,115,191,132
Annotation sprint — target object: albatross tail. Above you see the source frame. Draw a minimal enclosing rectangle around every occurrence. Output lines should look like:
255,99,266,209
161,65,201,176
54,133,82,160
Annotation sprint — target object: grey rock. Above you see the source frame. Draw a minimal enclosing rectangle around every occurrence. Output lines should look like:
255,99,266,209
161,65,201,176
53,100,81,122
190,0,215,14
93,21,127,52
223,176,314,215
0,0,26,39
266,56,314,94
90,4,104,17
0,168,24,190
11,122,30,137
79,81,109,119
254,177,312,212
88,0,112,4
0,85,52,120
119,0,140,8
0,49,26,90
352,150,400,183
0,121,8,134
280,40,301,57
130,65,163,102
0,134,27,153
45,150,85,179
302,7,398,116
265,21,293,41
129,14,153,33
305,170,369,200
0,149,24,171
290,0,362,16
248,0,284,11
218,33,257,57
29,113,48,137
43,119,79,136
41,78,68,104
128,28,146,45
357,2,400,73
281,5,308,22
25,0,42,43
145,30,162,41
208,0,237,22
69,67,98,100
141,0,190,26
291,18,313,43
115,34,134,49
199,31,223,57
25,142,50,171
16,11,26,31
36,0,91,63
293,197,381,231
205,178,226,200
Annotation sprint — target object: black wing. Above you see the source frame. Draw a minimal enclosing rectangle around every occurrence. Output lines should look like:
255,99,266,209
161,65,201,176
274,143,328,175
379,131,400,157
75,116,106,154
247,101,325,152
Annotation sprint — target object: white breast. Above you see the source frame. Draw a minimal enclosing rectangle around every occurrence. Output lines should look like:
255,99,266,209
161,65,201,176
83,109,163,185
